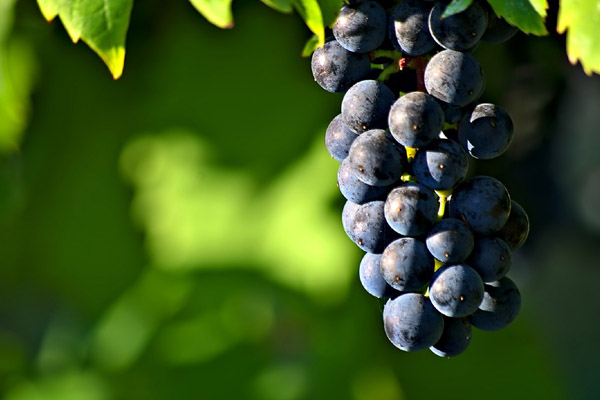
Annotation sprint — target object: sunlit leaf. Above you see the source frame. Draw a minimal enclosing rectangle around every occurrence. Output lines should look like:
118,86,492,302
442,0,474,18
292,0,325,47
301,34,319,57
557,0,600,76
35,0,133,79
188,0,234,28
261,0,293,13
486,0,548,35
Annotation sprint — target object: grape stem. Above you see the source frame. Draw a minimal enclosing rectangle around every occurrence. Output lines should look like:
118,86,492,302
377,62,400,82
435,190,452,221
370,49,402,62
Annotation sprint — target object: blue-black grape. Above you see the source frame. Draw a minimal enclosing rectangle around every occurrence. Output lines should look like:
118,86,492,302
359,252,400,298
311,40,372,94
380,237,434,291
458,103,514,159
342,80,396,134
325,114,358,161
347,129,405,186
337,157,393,204
388,0,436,56
469,277,521,331
383,293,444,351
424,50,484,107
467,237,512,282
426,218,474,263
388,91,444,149
333,1,387,53
428,1,488,52
430,317,472,357
384,182,438,236
344,200,397,253
429,264,484,318
495,200,530,251
449,176,511,235
413,139,469,191
482,12,518,44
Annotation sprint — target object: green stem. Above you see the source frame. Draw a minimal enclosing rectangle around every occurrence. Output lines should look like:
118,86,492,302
435,189,452,221
377,62,400,82
370,49,402,62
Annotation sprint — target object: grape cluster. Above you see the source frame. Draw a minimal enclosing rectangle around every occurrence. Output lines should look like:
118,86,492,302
312,0,529,357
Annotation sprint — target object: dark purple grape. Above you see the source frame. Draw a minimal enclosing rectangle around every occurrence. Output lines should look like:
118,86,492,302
325,114,358,161
413,139,468,191
469,277,521,331
482,12,518,44
495,200,530,251
333,1,387,53
424,50,484,107
380,237,434,291
388,92,444,149
342,80,396,133
426,218,474,263
428,1,488,52
344,200,397,253
337,157,394,204
388,0,436,56
430,317,472,357
383,293,444,351
384,182,439,236
311,40,371,93
467,237,512,282
458,103,514,159
429,264,484,318
449,176,511,235
347,129,405,186
359,253,400,298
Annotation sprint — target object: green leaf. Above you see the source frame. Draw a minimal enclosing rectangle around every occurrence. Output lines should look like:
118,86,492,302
188,0,234,29
36,0,133,79
486,0,548,35
557,0,600,76
318,0,343,27
261,0,293,13
301,34,319,57
292,0,325,47
442,0,474,18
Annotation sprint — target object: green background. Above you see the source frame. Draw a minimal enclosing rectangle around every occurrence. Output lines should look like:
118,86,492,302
1,1,599,399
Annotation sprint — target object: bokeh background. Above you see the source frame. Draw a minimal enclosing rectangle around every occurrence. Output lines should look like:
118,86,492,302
1,0,599,399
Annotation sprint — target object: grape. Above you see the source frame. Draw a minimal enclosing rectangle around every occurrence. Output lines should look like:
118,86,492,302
384,182,438,236
495,200,530,251
467,237,512,282
388,0,436,56
442,104,465,125
469,277,521,331
458,103,514,159
429,264,484,318
383,293,444,351
380,237,434,291
311,40,371,93
342,200,360,237
325,114,358,161
430,317,472,357
344,200,397,253
347,129,405,186
428,1,488,52
449,176,511,235
426,218,474,263
482,12,518,44
337,157,393,204
333,1,387,53
388,91,444,149
413,139,469,191
342,80,396,134
424,50,484,107
359,253,400,298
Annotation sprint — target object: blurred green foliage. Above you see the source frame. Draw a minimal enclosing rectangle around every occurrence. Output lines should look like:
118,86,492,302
0,0,599,399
